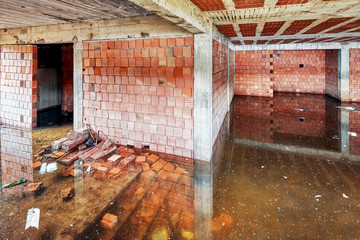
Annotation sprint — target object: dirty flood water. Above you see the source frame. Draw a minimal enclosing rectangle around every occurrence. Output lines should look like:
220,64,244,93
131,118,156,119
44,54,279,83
1,92,360,239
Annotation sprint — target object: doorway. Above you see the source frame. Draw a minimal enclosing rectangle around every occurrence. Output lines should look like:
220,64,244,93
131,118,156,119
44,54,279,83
36,44,73,127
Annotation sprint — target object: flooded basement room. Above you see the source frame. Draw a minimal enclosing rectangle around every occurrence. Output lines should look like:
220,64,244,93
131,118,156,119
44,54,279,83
1,93,360,239
1,0,360,239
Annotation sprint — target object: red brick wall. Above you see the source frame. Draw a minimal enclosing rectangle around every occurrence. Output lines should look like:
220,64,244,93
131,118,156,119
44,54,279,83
235,50,274,97
273,50,326,94
325,50,339,99
212,40,228,143
350,49,360,102
61,44,73,114
229,49,235,103
82,37,194,158
0,45,37,128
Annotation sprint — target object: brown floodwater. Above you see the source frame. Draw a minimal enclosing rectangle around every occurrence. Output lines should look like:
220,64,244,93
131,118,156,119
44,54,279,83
1,93,360,239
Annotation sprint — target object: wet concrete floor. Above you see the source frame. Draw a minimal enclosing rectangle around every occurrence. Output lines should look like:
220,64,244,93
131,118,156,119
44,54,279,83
1,93,360,239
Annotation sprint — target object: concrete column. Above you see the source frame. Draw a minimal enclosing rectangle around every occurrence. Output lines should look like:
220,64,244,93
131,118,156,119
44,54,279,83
339,107,350,153
194,160,213,239
194,34,213,161
226,44,230,111
73,42,83,130
338,48,350,102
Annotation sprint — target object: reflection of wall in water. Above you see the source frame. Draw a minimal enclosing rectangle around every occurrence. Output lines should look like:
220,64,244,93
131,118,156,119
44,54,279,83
233,96,274,143
0,127,33,195
350,102,360,155
233,93,341,151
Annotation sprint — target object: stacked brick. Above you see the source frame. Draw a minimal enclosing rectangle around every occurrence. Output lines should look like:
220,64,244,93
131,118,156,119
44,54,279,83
229,49,235,103
82,37,194,158
212,40,228,144
235,50,274,97
0,127,33,196
61,44,73,114
273,50,326,94
325,50,339,99
0,45,37,128
350,49,360,102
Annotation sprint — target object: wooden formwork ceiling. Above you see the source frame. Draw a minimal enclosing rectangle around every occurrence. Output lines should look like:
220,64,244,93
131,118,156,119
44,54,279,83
0,0,152,29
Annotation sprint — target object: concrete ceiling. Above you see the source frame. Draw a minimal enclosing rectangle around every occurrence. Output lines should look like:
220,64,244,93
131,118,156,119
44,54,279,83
1,0,360,45
0,0,152,30
190,0,360,45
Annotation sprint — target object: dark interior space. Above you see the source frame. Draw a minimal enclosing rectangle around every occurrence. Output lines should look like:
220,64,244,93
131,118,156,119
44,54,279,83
36,44,73,127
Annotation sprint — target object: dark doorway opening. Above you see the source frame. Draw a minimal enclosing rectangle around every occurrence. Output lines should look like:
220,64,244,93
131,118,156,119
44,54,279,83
36,44,73,127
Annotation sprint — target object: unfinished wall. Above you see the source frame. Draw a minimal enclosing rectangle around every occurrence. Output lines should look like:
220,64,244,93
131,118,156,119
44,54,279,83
273,50,325,94
82,37,194,158
212,40,228,144
325,50,339,99
235,50,274,97
0,127,33,196
61,44,73,115
229,49,235,103
0,45,37,128
350,49,360,102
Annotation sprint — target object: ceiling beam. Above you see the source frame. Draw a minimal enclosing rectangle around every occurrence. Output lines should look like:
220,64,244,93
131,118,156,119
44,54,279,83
231,32,360,41
128,0,212,34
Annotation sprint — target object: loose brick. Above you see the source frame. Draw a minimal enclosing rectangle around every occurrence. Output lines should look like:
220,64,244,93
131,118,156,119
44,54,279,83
147,154,160,164
142,162,150,171
101,213,118,230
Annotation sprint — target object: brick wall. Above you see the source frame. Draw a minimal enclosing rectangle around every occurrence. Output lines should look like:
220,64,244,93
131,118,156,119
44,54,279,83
82,37,194,158
212,40,228,144
0,45,37,128
350,49,360,102
1,127,33,196
235,50,274,97
229,49,235,103
61,44,73,114
273,50,326,94
325,50,339,99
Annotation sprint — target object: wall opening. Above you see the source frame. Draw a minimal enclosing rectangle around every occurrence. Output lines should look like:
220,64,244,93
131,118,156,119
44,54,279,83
36,44,73,127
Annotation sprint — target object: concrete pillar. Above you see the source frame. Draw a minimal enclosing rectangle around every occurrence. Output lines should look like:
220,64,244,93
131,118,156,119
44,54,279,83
226,44,230,111
194,160,213,239
338,48,350,102
73,42,83,130
339,107,350,153
194,34,213,161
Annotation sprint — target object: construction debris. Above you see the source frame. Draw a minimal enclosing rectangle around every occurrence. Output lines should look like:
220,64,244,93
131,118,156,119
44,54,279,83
101,213,118,230
24,183,44,195
61,187,75,201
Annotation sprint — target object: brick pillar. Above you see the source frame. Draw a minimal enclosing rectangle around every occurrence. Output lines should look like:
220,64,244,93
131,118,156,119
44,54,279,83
338,47,350,102
0,45,37,129
194,34,213,161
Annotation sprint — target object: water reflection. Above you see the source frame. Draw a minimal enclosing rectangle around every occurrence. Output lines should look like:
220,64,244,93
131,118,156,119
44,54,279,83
211,93,360,239
1,92,360,239
0,125,195,239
